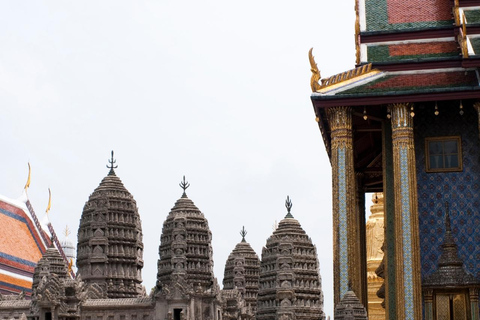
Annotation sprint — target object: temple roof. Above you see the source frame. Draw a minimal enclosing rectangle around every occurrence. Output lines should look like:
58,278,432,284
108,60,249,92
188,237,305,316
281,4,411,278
311,68,480,104
0,194,51,296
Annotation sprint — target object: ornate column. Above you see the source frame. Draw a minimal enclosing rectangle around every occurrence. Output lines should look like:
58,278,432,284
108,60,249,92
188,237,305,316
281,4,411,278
327,106,362,305
470,288,479,320
474,101,480,140
423,289,433,320
355,172,368,308
390,103,422,320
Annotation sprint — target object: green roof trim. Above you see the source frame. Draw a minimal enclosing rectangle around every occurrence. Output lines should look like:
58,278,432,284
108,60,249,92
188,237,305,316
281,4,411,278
367,46,458,62
465,10,480,24
471,38,480,55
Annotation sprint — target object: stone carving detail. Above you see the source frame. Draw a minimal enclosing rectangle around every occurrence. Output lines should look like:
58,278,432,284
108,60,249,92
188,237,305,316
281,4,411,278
222,230,260,319
76,166,144,298
334,290,368,320
257,210,325,320
156,189,214,291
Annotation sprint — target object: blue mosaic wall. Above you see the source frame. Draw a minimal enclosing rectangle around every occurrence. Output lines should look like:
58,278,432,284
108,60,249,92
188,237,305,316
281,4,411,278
414,102,480,279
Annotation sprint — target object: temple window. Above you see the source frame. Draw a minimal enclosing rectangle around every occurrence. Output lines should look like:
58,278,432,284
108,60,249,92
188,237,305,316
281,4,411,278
425,136,462,172
435,293,468,320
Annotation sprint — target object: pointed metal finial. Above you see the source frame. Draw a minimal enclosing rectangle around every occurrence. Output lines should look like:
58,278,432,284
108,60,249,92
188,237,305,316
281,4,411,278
285,195,294,218
240,226,247,242
179,176,190,197
445,201,451,232
106,150,118,175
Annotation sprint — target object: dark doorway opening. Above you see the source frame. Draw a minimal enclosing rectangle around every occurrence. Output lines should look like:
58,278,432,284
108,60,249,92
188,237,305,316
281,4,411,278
45,312,52,320
174,309,182,320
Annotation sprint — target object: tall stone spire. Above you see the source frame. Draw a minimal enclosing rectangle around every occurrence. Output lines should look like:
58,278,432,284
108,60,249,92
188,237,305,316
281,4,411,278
76,153,144,298
257,197,325,320
156,177,215,290
223,227,260,315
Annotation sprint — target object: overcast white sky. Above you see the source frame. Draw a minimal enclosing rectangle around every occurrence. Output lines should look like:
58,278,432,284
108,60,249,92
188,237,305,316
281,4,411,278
0,1,356,317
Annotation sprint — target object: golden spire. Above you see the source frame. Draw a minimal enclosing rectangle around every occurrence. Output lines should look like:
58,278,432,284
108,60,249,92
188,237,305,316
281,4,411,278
68,258,74,274
65,225,71,238
46,188,52,214
308,48,322,92
24,163,31,191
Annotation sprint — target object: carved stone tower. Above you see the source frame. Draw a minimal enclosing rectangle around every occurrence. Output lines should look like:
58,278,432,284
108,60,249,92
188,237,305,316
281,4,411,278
256,197,325,320
32,245,69,291
155,177,222,320
222,227,260,319
333,290,368,320
76,152,144,298
156,177,215,290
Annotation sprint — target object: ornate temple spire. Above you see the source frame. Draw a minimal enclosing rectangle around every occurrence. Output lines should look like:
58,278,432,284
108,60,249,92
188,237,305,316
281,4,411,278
223,225,260,317
106,150,118,176
157,179,215,291
284,195,294,219
240,226,247,243
334,290,368,320
77,157,144,298
179,175,190,198
257,201,325,320
423,202,480,287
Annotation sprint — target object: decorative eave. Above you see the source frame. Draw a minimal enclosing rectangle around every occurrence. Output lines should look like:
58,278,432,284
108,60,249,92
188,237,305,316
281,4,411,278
311,87,480,108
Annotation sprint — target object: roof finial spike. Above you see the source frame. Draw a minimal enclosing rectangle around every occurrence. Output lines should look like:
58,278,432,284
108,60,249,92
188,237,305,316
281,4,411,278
179,175,190,198
106,150,118,175
24,162,31,191
445,201,451,232
285,195,294,218
46,188,52,215
240,226,247,242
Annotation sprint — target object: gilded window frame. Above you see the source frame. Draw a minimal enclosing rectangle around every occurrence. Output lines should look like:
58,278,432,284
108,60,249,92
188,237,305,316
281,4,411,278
425,136,463,173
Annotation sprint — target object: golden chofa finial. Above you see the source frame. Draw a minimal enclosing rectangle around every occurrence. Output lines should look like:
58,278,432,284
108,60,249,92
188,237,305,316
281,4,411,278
46,188,52,214
308,48,322,92
24,163,31,191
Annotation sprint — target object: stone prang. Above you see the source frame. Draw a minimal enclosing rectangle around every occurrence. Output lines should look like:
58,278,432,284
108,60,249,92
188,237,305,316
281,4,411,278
76,157,144,298
222,227,260,319
257,197,325,320
155,178,222,320
334,290,368,320
156,181,215,290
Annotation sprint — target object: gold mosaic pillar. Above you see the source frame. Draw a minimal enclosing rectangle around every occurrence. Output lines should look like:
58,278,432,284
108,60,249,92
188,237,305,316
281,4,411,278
390,103,422,320
366,193,385,320
327,106,362,305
